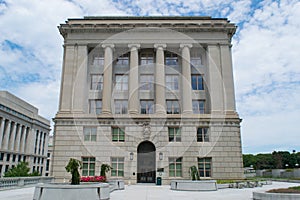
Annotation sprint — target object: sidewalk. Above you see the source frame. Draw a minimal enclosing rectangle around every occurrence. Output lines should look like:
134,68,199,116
0,181,299,200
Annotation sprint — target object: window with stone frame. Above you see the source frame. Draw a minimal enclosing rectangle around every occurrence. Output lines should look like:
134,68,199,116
168,127,181,142
82,157,95,176
165,52,179,66
140,100,154,114
89,99,102,115
190,49,202,66
192,100,205,114
140,74,154,90
197,127,209,142
92,54,104,66
83,127,97,142
140,52,154,65
198,157,212,177
111,157,124,177
116,53,129,66
112,127,125,142
169,157,182,177
114,100,128,114
191,74,204,90
166,75,179,90
90,74,103,90
115,74,128,91
166,100,180,114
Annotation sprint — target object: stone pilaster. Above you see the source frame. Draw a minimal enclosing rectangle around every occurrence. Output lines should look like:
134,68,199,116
14,124,22,152
8,122,16,151
128,44,140,114
3,120,11,150
0,118,5,149
20,126,27,153
102,44,115,114
180,44,193,114
207,45,224,113
154,44,167,114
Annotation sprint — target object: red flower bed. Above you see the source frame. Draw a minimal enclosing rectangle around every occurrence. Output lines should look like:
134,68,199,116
80,176,106,182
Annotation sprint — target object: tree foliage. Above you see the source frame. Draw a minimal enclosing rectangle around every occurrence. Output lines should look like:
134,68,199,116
4,162,40,177
100,164,112,177
189,166,200,181
65,158,81,185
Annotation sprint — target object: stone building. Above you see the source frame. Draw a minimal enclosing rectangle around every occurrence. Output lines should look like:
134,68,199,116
0,91,50,177
52,16,243,183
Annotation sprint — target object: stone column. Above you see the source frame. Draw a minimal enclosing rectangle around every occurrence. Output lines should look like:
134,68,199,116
128,44,140,114
21,127,29,153
73,44,88,113
39,132,45,155
154,44,167,114
0,118,5,149
43,133,49,156
3,120,11,150
207,45,224,113
14,124,22,152
27,128,36,154
220,44,236,114
19,126,26,153
180,44,193,114
8,122,16,151
102,44,115,114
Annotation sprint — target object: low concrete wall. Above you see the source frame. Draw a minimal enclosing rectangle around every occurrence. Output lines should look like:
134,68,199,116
253,192,300,200
0,177,54,190
171,180,217,191
109,180,125,192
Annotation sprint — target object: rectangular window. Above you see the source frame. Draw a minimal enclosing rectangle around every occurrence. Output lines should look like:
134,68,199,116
165,52,178,66
0,153,4,161
166,100,180,114
191,75,204,90
112,127,125,142
192,100,205,114
89,99,102,115
140,75,154,90
82,157,96,176
169,157,182,177
198,157,212,177
166,75,179,90
46,160,50,171
111,157,124,177
114,100,128,114
168,127,181,142
90,74,103,90
140,100,154,114
12,154,16,162
83,127,97,142
190,50,202,66
93,55,104,66
115,75,128,91
116,53,129,66
197,127,209,142
6,154,10,162
18,155,21,162
140,53,154,65
34,157,36,164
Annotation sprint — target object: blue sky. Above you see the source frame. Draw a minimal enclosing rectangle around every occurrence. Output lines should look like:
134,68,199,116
0,0,299,154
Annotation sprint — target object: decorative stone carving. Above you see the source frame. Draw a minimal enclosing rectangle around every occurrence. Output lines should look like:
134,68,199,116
142,122,151,140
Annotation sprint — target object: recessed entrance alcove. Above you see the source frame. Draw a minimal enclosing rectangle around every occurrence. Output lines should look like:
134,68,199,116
137,141,156,183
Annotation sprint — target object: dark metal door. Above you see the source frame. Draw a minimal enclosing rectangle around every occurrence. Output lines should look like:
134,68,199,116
137,141,156,183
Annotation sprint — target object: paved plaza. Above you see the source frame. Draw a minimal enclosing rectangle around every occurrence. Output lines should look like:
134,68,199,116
0,181,299,200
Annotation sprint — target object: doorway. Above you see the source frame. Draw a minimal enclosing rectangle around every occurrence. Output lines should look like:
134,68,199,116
137,141,156,183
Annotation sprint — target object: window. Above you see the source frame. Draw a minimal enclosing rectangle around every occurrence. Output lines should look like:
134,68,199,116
140,100,154,114
6,154,10,162
93,54,104,66
166,75,179,90
190,50,202,66
0,153,4,161
83,127,97,142
165,52,178,66
90,74,103,90
82,157,95,176
111,157,124,177
5,165,9,173
140,75,154,90
116,53,129,66
169,157,182,177
18,155,21,162
166,100,180,114
198,157,212,177
23,156,26,162
89,99,102,114
112,127,125,142
115,75,128,91
191,75,204,90
168,127,181,142
192,100,205,114
114,100,128,114
46,160,50,171
140,52,154,65
197,127,209,142
34,157,36,164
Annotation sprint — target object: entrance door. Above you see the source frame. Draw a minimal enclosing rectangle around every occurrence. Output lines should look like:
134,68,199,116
137,141,156,183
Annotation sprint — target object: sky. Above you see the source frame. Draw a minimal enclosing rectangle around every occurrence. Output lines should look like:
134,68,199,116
0,0,299,154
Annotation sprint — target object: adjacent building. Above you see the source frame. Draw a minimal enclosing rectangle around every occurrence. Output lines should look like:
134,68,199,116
52,16,244,184
0,91,50,177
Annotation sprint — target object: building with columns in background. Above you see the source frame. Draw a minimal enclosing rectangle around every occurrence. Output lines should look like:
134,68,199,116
52,16,244,184
0,91,50,177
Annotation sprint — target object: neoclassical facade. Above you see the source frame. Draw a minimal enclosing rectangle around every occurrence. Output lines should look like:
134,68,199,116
52,16,243,183
0,91,50,177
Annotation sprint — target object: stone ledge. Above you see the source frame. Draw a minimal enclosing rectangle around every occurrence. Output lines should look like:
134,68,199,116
253,192,300,200
170,180,217,191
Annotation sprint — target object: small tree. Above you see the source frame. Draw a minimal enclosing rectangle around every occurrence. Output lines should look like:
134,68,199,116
4,162,30,177
100,164,112,177
65,158,81,185
189,166,200,181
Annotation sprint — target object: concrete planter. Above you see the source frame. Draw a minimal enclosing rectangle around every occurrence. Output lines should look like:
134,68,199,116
33,183,110,200
171,180,217,191
109,180,125,192
253,192,300,200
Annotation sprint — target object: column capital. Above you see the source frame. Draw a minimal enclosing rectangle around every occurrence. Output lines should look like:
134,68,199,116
101,43,115,49
128,44,140,49
180,43,193,49
154,44,167,50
